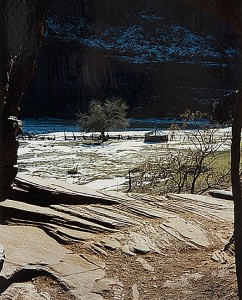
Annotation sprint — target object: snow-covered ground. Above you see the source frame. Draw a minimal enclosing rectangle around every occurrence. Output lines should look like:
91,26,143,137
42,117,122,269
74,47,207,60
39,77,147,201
17,126,232,191
18,136,154,190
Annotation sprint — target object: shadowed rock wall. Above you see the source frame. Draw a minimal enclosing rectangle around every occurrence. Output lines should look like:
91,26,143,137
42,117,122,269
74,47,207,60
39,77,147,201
20,0,239,119
0,1,48,199
22,37,238,119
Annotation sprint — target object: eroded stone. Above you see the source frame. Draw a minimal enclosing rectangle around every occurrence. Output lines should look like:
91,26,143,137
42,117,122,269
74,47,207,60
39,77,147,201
0,283,50,300
121,245,135,256
135,257,154,272
132,284,139,300
0,226,105,300
100,237,121,251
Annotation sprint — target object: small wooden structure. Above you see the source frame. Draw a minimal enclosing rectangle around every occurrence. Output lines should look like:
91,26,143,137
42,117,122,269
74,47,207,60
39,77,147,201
144,130,168,143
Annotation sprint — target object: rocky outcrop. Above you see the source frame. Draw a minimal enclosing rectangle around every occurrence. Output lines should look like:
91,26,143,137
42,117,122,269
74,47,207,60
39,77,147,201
21,0,239,118
0,283,51,300
0,1,48,199
0,176,234,298
3,175,234,246
0,225,105,299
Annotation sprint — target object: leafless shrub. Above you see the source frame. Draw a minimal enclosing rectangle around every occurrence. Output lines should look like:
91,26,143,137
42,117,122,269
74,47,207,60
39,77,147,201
131,112,231,195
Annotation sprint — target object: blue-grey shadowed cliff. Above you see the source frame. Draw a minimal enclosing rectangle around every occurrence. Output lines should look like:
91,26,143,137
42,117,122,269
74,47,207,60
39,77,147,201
20,0,239,119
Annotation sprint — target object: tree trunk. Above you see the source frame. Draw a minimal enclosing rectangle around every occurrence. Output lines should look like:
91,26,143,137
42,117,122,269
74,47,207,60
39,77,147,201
231,94,242,299
101,131,108,143
231,2,242,297
232,36,242,298
174,0,241,297
0,1,49,200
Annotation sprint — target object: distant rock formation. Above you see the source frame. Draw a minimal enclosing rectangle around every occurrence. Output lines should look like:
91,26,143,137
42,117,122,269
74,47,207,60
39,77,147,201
21,0,239,119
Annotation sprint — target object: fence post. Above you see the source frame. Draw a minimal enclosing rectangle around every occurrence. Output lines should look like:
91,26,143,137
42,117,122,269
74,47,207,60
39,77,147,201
127,169,132,192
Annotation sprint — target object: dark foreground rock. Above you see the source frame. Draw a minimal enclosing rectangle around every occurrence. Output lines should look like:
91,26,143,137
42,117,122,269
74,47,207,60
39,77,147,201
0,245,4,272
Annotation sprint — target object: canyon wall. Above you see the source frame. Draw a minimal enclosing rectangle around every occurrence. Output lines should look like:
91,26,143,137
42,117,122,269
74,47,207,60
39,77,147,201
0,1,48,199
20,0,239,118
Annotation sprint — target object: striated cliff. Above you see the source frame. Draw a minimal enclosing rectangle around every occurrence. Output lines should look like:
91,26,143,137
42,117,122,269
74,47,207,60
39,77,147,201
20,0,239,118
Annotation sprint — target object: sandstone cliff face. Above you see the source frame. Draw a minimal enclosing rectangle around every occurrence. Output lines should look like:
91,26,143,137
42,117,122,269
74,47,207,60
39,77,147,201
21,0,239,118
0,1,48,199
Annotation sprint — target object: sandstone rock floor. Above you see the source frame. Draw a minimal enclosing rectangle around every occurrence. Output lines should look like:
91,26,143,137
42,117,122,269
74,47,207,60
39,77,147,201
0,175,238,299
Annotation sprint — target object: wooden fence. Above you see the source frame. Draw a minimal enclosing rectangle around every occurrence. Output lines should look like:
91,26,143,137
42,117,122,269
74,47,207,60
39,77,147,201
18,129,232,142
18,132,146,141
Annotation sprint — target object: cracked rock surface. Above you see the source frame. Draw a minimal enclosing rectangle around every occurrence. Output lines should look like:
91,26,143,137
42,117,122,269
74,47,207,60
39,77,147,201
0,176,236,299
0,226,104,300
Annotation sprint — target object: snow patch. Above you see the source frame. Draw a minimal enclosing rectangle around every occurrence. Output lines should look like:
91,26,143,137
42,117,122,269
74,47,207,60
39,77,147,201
83,177,127,190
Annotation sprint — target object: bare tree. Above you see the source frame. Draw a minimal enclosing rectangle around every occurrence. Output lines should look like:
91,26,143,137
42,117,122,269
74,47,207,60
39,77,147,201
175,2,242,297
181,110,230,193
132,141,230,195
132,112,230,195
77,97,129,143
